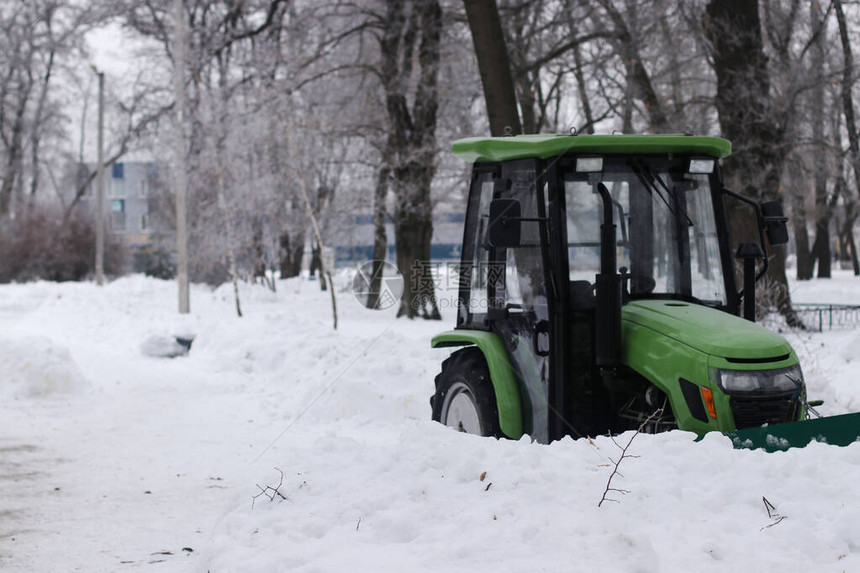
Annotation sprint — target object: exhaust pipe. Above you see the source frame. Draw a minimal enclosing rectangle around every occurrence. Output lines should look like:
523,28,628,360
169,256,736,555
595,183,622,372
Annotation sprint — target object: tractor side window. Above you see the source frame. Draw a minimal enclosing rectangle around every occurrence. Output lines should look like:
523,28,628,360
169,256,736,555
503,180,552,311
501,164,549,320
505,249,523,307
461,172,495,324
496,160,550,443
565,178,601,283
648,174,682,294
686,175,726,303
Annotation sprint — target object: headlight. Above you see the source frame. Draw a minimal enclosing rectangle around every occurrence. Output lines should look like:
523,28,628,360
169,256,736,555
716,364,804,395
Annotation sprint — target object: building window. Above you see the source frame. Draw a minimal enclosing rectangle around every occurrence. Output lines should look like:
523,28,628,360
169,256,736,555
139,178,150,198
112,163,124,179
110,178,126,197
111,199,126,231
140,213,150,231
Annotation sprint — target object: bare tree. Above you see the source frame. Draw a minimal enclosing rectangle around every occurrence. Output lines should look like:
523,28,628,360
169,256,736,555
380,0,444,319
705,0,798,322
0,1,102,216
119,0,293,291
464,0,522,135
834,0,860,275
594,0,669,133
63,85,173,223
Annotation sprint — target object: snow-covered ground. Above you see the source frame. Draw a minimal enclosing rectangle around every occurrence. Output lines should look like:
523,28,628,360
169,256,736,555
1,270,859,572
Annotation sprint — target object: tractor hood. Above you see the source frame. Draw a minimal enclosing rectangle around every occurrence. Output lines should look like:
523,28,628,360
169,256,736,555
621,300,793,361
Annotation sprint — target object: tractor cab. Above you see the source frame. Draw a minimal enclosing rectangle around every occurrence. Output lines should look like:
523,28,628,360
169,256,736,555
431,134,814,445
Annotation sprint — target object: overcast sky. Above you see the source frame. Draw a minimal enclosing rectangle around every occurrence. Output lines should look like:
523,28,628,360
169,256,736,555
79,23,158,163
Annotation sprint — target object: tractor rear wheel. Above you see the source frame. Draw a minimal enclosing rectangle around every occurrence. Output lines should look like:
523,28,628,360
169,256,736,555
432,348,501,437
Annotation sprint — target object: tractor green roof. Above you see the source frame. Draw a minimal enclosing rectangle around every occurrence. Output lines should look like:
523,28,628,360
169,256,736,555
451,134,732,163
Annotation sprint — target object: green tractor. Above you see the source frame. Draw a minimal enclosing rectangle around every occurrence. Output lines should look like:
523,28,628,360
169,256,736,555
430,134,860,451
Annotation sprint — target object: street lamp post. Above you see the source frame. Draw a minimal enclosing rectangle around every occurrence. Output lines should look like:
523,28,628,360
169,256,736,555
94,68,105,286
172,0,190,313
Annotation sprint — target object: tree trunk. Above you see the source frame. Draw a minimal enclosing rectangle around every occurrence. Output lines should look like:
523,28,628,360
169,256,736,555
842,203,860,275
834,0,860,276
296,166,337,329
811,228,831,278
367,164,390,310
379,0,443,319
252,224,268,286
28,47,55,204
813,176,843,278
793,220,813,280
598,0,669,133
517,77,539,134
463,0,522,136
809,0,832,279
394,165,440,319
705,0,795,320
278,231,304,279
659,3,685,130
215,168,243,317
0,84,29,216
309,245,322,282
788,152,813,280
572,43,595,134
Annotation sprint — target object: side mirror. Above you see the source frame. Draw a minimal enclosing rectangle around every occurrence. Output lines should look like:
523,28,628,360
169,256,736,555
760,200,789,246
488,198,522,248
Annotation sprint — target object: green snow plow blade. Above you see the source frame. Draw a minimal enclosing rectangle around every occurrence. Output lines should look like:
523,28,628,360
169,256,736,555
726,412,860,453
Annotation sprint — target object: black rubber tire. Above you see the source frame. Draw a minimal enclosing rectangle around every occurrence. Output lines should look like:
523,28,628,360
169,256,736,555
431,348,501,437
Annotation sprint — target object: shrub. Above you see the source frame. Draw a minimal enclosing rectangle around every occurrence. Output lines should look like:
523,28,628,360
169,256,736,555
0,206,127,283
133,245,176,280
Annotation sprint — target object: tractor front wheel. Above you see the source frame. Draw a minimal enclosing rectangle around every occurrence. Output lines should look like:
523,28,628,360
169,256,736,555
432,348,500,437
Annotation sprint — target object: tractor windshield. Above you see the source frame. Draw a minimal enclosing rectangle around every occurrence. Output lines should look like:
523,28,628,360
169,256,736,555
563,157,726,306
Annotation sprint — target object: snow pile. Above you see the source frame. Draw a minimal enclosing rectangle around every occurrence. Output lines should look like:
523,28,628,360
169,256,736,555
1,271,859,572
140,334,192,358
0,335,88,397
0,282,48,316
206,426,860,573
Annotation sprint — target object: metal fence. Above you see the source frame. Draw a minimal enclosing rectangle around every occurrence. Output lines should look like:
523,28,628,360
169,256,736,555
792,303,860,332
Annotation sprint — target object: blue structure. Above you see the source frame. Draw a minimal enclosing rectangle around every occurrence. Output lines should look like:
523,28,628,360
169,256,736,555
330,212,464,265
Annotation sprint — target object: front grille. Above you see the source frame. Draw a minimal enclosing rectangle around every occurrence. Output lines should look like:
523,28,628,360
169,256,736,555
729,393,800,429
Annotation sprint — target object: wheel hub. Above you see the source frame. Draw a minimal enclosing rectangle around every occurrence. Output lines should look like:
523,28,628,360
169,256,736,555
442,383,482,434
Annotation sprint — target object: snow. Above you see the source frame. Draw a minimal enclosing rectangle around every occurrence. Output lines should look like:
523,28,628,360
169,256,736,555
1,271,859,572
0,335,88,397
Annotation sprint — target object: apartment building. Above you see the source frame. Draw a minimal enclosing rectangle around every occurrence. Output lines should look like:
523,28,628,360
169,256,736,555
87,161,161,248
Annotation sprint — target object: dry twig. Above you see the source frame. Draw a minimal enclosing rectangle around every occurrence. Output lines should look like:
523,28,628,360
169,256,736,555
252,467,288,509
761,496,787,529
598,408,662,507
